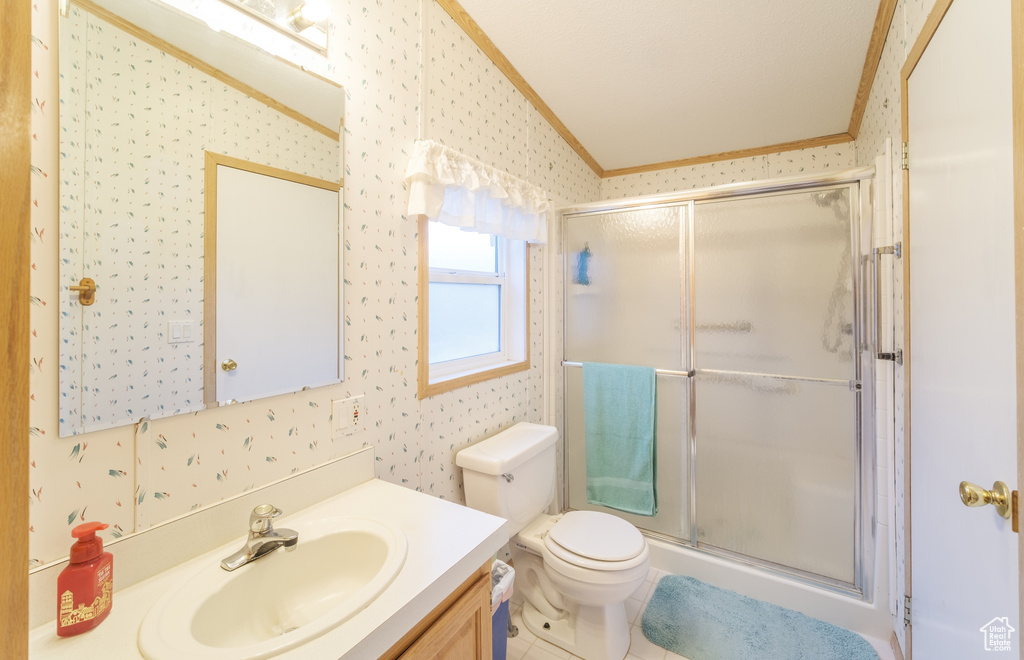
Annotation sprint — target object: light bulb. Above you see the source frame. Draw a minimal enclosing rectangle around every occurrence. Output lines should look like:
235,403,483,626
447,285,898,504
288,0,329,31
298,0,329,23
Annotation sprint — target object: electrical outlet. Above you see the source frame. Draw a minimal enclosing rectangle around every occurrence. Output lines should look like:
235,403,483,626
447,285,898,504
332,395,365,435
350,396,363,429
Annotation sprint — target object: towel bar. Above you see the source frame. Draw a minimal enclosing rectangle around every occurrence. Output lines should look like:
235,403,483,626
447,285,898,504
560,361,694,378
561,362,860,390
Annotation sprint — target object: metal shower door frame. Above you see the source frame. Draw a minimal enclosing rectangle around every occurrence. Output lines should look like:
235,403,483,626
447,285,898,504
560,166,877,599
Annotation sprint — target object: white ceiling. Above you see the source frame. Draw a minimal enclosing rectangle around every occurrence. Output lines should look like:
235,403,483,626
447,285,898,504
454,0,880,173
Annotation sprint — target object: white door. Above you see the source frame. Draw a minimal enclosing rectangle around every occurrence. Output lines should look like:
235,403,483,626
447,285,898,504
907,0,1017,657
214,163,341,405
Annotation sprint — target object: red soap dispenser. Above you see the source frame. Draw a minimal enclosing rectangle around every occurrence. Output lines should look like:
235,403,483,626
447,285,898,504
57,521,113,637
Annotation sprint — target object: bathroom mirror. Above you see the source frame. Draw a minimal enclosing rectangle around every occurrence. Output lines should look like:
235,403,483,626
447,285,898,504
58,0,344,436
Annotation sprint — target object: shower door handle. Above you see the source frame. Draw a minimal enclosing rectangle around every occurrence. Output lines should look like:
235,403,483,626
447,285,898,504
873,244,902,364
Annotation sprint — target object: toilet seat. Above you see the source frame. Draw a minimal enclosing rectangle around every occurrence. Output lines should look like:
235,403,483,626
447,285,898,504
544,511,648,571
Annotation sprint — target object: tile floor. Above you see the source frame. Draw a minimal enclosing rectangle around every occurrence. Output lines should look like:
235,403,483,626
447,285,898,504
503,568,898,660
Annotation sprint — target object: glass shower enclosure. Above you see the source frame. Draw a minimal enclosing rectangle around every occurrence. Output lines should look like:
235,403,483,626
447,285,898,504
562,171,875,594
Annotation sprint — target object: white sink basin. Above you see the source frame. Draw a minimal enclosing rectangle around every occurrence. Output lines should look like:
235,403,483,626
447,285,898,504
138,517,407,660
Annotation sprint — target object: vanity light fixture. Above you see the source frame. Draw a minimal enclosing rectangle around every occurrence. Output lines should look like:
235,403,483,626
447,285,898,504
213,0,330,52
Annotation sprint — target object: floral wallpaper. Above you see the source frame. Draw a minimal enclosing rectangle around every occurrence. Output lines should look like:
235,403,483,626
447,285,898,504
599,143,858,199
426,5,529,179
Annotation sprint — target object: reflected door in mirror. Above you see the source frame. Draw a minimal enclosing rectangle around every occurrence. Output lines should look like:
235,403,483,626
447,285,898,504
205,153,342,406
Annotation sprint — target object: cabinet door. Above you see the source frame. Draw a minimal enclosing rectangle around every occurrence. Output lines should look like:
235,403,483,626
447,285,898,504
399,575,491,660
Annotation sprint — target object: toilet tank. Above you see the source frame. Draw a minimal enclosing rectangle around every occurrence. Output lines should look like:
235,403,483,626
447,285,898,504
455,423,558,536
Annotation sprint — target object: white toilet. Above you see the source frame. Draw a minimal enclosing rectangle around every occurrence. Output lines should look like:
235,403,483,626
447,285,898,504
456,423,650,660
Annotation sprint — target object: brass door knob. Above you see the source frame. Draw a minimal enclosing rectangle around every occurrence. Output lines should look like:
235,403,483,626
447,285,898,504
221,359,238,372
960,480,1012,518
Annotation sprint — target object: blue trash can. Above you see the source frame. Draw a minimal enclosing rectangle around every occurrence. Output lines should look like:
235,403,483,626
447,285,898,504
491,599,511,660
491,560,515,660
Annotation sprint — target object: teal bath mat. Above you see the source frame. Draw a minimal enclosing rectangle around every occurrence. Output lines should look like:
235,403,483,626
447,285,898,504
641,576,878,660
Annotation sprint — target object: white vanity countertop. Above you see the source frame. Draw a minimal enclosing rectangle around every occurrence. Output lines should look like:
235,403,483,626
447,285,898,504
28,479,509,659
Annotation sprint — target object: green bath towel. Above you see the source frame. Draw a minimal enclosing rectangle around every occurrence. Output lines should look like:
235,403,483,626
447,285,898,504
583,362,657,516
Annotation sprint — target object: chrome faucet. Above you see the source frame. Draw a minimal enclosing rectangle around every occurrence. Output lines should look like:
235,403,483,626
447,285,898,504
220,503,299,571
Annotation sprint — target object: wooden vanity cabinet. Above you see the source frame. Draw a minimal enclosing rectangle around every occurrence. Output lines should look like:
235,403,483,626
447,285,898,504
382,563,493,660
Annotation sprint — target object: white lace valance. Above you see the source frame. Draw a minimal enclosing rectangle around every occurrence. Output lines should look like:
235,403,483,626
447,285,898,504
404,139,549,244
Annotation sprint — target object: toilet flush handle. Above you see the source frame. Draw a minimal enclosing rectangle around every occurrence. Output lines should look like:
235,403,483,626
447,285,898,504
502,473,514,483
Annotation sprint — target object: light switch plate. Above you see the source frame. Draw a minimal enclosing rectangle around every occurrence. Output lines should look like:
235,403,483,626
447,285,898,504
167,320,196,344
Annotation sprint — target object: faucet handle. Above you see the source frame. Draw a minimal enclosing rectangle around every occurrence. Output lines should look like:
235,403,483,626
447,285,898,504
249,503,282,534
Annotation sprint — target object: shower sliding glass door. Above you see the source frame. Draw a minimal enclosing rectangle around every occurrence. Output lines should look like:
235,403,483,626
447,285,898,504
692,188,863,587
563,174,873,594
563,204,691,540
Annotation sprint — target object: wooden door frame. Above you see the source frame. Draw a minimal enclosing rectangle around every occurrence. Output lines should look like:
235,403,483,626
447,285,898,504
1014,0,1024,646
1,0,32,657
900,0,1024,657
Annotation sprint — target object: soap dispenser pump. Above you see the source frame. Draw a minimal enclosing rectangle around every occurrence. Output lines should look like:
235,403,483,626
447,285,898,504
57,521,113,637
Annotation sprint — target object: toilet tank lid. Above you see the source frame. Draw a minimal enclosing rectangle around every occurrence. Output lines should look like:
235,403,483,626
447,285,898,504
455,423,558,475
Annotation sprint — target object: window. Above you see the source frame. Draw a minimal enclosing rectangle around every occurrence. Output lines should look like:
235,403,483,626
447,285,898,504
418,217,529,398
405,139,547,398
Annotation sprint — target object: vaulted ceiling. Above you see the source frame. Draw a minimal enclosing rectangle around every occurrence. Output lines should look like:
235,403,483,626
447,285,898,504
449,0,887,176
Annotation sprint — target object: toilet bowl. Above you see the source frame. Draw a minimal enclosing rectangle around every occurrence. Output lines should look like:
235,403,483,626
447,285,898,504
511,511,649,660
542,511,650,604
455,423,650,660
